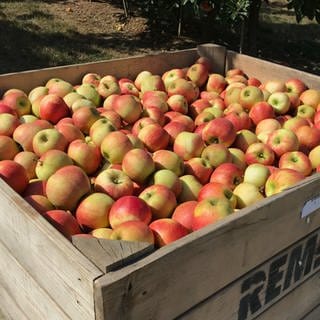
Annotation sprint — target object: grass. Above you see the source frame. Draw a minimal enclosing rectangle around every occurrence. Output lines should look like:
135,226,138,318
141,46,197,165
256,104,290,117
0,0,319,76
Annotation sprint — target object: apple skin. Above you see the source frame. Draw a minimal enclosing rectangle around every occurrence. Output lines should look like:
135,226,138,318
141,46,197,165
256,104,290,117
122,148,155,184
266,128,299,158
173,131,204,161
186,63,209,87
140,75,165,94
167,78,199,104
0,101,18,116
76,83,101,106
0,136,20,160
249,101,275,125
82,72,101,87
39,94,70,124
285,78,307,96
164,120,189,145
110,220,154,244
108,195,152,229
72,106,101,135
14,151,39,180
162,68,185,89
142,106,166,127
32,128,68,157
67,138,101,175
22,179,47,197
308,145,320,169
210,163,243,190
224,110,252,132
243,163,270,188
35,149,73,181
152,150,184,176
75,192,114,230
100,131,133,164
265,168,305,197
206,73,227,94
172,200,197,231
299,89,320,108
56,122,85,144
245,142,275,166
192,197,234,231
90,228,113,239
88,118,116,147
233,182,265,209
149,218,189,247
255,118,281,142
0,113,20,136
189,98,212,117
229,147,247,171
198,182,237,209
167,94,188,114
45,165,91,211
177,174,203,203
0,160,29,194
278,151,312,176
296,104,315,121
282,116,310,134
45,78,74,98
142,93,168,113
134,70,153,90
138,124,170,152
71,99,95,112
2,91,31,117
94,168,134,200
233,129,258,153
97,78,120,99
267,92,291,115
139,184,177,220
43,209,82,238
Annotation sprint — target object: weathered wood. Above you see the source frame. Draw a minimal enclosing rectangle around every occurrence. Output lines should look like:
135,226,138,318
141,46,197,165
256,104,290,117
303,304,320,320
225,50,320,89
72,237,154,272
0,179,103,320
94,174,320,320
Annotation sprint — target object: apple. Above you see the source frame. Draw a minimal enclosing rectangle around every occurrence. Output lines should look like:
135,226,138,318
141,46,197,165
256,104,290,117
249,101,275,125
267,92,291,115
122,148,155,184
76,83,101,106
164,120,189,145
35,149,73,181
299,89,320,108
172,201,197,231
196,56,213,72
206,73,227,94
243,163,270,188
239,85,264,111
152,149,184,176
167,78,199,103
56,122,85,144
247,77,262,87
224,86,242,106
202,118,236,147
0,113,20,136
233,129,258,152
309,145,320,169
142,106,166,126
113,94,142,124
82,72,101,87
245,142,275,166
24,194,55,214
210,163,243,190
110,220,154,244
45,78,74,97
142,93,168,113
28,86,49,103
42,209,81,238
266,128,299,158
138,123,170,152
139,184,177,220
186,63,209,87
173,131,204,161
14,151,39,180
0,101,18,116
167,94,188,114
140,75,165,93
90,228,113,239
108,195,152,229
285,78,307,96
72,106,101,135
23,179,47,197
233,182,265,209
229,147,247,171
32,128,68,156
46,165,91,211
177,174,203,203
134,70,153,90
94,168,134,200
189,99,212,117
63,91,83,108
263,79,286,93
192,197,234,231
295,125,320,153
184,157,213,185
0,136,20,160
71,98,96,112
2,91,31,116
278,151,312,176
224,110,252,132
255,118,281,142
162,68,186,89
75,192,114,230
282,116,310,133
265,168,305,197
97,78,120,99
201,143,232,168
0,160,29,194
149,218,189,247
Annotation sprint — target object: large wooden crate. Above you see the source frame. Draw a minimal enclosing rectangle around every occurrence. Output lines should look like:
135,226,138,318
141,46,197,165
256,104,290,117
1,44,320,320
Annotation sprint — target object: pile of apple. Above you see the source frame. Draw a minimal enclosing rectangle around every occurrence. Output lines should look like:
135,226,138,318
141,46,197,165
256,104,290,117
0,56,320,248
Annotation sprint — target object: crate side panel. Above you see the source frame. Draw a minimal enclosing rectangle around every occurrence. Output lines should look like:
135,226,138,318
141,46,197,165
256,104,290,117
0,49,199,94
303,304,320,320
94,175,320,320
0,240,70,320
226,51,320,89
0,179,103,320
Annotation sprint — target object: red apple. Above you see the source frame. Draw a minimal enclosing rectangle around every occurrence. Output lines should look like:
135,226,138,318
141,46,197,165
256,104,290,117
210,163,243,190
172,201,197,231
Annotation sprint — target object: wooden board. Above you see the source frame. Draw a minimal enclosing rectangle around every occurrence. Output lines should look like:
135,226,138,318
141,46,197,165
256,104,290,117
94,174,320,320
0,179,103,320
303,304,320,320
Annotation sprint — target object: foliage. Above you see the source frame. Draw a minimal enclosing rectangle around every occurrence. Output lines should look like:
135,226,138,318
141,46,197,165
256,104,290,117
287,0,320,23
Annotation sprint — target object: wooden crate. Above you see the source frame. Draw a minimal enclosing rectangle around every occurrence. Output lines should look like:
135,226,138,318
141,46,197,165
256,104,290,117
0,44,320,320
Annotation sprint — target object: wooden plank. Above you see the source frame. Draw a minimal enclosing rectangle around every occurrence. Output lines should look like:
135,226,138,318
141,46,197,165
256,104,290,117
72,237,154,272
175,228,320,320
226,50,320,89
0,240,70,320
0,179,103,320
0,48,200,94
303,304,320,320
94,174,320,320
197,43,226,75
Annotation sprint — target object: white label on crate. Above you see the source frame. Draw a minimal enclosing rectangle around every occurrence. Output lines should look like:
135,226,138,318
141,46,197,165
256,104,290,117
301,196,320,219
